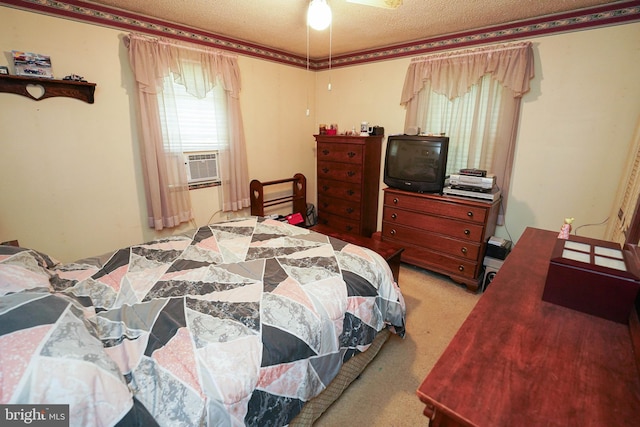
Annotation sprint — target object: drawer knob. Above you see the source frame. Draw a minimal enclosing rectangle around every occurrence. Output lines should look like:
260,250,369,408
347,190,355,196
346,225,353,232
461,247,468,254
322,167,329,174
393,198,399,204
458,265,465,272
346,207,354,214
322,149,329,155
467,211,473,217
323,202,329,208
390,229,396,236
348,151,356,158
464,229,471,236
391,213,397,220
322,185,329,191
347,171,356,177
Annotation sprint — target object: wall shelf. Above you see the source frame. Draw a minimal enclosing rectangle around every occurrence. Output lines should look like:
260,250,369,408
0,75,96,103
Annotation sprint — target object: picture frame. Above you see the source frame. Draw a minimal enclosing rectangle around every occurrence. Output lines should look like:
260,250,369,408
12,51,53,79
0,66,8,75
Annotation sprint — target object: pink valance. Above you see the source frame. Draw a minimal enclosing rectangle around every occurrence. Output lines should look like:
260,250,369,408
124,34,241,99
401,42,535,104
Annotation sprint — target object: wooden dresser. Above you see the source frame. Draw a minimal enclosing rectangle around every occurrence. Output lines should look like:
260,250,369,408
314,135,383,237
381,187,499,291
417,227,640,426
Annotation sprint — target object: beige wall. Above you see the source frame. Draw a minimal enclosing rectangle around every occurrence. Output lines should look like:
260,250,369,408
315,23,640,243
0,7,316,261
1,6,639,261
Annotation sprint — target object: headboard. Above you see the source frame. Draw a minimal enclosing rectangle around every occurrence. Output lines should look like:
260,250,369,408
249,173,307,218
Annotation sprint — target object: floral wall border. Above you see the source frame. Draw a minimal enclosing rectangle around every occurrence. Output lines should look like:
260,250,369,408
1,0,639,70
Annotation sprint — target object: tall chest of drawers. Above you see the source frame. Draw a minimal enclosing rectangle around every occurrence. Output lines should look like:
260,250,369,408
382,187,500,291
314,135,383,237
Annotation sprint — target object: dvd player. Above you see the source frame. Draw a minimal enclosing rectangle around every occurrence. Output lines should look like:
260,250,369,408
443,186,501,201
449,174,496,190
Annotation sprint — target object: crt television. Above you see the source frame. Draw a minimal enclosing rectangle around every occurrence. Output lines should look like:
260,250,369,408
383,134,450,193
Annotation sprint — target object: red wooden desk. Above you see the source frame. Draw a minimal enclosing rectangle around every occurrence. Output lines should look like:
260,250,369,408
417,227,640,426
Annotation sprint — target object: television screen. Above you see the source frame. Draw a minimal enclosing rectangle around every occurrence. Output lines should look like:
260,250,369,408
384,135,449,193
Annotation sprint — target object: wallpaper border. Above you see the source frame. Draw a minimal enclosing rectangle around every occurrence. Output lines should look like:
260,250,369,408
1,0,639,70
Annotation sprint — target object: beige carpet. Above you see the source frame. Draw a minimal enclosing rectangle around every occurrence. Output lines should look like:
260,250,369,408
314,263,480,426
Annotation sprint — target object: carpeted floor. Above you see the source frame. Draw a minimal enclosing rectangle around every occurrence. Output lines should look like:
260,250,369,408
314,263,480,426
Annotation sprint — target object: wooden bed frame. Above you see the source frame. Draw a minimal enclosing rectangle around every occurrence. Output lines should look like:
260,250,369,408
250,173,307,218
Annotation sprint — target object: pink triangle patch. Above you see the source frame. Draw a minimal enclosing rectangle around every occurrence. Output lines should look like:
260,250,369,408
272,276,318,314
0,324,52,401
152,327,203,397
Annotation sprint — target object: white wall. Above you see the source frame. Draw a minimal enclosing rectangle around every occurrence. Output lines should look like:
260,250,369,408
315,23,640,244
1,6,639,262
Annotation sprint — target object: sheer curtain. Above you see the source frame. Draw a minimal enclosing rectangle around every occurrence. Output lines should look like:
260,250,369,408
125,33,250,230
401,42,534,224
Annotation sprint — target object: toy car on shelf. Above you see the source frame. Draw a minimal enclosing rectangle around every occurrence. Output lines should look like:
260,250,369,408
62,74,87,82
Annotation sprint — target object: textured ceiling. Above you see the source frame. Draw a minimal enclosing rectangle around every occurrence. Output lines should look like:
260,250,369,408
85,0,621,59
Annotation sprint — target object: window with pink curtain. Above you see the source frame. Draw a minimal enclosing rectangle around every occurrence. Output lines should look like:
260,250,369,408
401,42,535,225
125,33,250,230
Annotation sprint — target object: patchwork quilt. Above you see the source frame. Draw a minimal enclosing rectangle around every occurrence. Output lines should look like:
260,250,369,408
0,217,406,427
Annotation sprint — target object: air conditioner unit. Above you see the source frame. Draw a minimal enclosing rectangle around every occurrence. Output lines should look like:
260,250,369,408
184,152,219,184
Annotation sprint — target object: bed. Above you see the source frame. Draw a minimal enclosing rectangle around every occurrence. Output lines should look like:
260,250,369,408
0,217,406,426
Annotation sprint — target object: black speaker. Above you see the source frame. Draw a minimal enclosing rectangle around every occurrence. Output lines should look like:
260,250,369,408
484,270,497,288
482,256,504,292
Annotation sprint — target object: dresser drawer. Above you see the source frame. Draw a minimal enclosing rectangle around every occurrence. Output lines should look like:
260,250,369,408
387,240,479,280
318,161,363,183
318,195,361,221
316,211,360,234
318,178,361,202
317,142,363,164
315,135,382,238
381,222,480,260
384,191,488,224
383,208,485,242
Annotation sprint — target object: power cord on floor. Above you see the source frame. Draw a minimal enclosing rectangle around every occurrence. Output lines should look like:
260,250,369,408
206,209,223,225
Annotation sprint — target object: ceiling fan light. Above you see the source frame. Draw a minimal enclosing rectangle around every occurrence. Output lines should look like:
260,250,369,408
307,0,332,31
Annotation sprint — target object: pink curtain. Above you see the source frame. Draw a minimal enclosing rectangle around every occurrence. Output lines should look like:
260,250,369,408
125,34,250,229
401,42,534,224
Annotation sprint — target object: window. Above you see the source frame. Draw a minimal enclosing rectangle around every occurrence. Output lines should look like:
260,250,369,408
126,34,250,229
416,74,503,176
401,42,534,225
158,74,228,187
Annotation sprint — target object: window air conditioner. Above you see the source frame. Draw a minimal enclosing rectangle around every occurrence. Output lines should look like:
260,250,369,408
185,152,220,184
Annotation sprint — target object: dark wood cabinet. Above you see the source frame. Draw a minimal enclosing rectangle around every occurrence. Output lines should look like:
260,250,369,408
381,187,499,291
0,75,96,103
314,135,382,237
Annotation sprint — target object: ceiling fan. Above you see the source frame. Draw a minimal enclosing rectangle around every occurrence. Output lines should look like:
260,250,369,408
346,0,403,9
307,0,402,31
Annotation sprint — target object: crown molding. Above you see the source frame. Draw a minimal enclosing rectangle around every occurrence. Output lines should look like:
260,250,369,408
2,0,639,70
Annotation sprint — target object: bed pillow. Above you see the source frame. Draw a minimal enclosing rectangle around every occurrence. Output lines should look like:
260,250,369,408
0,246,58,296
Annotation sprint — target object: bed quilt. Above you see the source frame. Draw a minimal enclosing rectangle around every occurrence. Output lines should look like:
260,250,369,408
0,217,405,427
